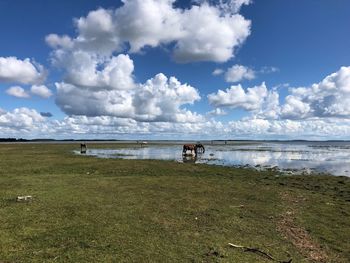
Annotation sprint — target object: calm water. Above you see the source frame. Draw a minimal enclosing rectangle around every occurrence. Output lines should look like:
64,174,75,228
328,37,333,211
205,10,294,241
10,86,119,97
77,141,350,176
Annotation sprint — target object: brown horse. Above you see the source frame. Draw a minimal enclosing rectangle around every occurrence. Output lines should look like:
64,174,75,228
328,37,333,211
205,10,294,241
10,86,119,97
182,144,205,156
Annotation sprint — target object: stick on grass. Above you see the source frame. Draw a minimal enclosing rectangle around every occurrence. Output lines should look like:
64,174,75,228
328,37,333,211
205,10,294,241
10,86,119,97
228,243,292,263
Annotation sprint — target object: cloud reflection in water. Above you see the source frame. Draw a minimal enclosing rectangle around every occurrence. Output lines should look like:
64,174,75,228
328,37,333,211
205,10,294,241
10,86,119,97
80,142,350,176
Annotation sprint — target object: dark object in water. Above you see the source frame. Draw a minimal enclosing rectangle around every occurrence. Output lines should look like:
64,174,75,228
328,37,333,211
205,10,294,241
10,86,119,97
137,141,148,147
81,143,87,154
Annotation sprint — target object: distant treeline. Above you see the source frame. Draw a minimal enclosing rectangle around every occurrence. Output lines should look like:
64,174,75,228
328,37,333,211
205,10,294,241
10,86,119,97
0,138,29,142
0,138,121,142
0,138,349,143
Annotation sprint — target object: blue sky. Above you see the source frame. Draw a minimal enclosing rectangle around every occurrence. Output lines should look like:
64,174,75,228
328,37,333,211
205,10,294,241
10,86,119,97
0,0,350,139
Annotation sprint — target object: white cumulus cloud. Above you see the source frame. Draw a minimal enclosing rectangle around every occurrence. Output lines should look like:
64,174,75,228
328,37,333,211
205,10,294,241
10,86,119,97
44,0,252,125
0,108,45,133
172,4,251,62
45,34,74,49
55,63,202,123
52,52,135,90
133,73,202,122
212,69,224,76
30,85,53,98
6,86,30,98
194,0,251,14
280,66,350,119
0,57,46,84
2,106,350,140
225,64,255,82
46,0,251,63
209,66,350,121
208,82,268,111
207,108,227,116
55,81,134,117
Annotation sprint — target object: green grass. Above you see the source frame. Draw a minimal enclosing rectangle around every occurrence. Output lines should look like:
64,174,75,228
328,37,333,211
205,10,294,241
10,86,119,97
0,143,349,262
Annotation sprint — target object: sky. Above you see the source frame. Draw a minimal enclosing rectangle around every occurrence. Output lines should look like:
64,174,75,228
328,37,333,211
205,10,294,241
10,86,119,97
0,0,350,140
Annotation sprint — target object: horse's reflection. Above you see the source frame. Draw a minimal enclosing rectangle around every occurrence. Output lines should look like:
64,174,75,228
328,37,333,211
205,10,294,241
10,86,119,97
182,155,197,163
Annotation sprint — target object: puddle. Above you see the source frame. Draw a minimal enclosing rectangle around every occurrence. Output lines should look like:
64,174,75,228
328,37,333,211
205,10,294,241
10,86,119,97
76,142,350,176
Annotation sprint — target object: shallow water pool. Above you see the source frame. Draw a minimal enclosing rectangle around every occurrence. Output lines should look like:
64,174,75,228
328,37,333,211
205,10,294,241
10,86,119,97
77,142,350,176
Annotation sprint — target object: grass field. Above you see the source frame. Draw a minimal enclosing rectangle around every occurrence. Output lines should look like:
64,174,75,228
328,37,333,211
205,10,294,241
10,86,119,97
0,143,349,262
